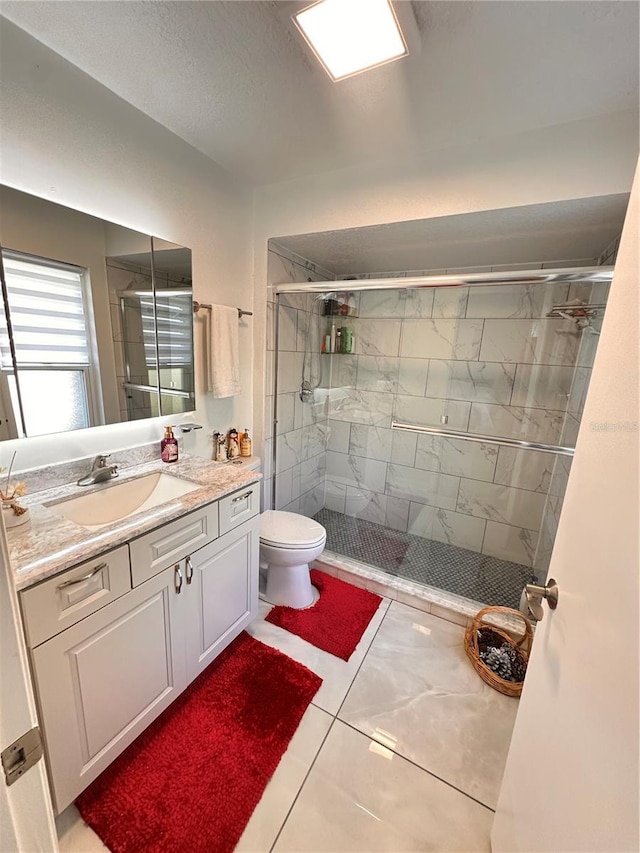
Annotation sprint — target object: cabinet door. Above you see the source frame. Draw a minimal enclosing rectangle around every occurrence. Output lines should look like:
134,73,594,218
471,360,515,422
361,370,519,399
31,564,187,813
186,514,259,683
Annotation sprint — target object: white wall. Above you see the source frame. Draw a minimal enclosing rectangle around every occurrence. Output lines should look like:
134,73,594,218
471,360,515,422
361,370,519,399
252,108,638,458
0,20,254,470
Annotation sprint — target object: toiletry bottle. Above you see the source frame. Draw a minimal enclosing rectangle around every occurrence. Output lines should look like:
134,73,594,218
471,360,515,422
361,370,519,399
161,426,179,463
336,328,343,353
240,428,252,457
344,327,353,354
227,428,240,459
330,323,336,354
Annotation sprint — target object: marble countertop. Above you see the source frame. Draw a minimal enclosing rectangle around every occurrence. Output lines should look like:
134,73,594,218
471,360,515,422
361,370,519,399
10,455,261,591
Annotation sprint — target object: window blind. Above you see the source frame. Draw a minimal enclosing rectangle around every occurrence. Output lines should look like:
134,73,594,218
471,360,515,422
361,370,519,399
130,290,192,368
1,255,90,367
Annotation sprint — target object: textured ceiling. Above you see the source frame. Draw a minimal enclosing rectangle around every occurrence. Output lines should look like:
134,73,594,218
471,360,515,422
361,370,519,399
1,1,638,185
272,195,630,275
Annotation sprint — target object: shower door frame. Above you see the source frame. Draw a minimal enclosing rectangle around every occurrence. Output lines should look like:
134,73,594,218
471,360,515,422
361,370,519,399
270,266,614,511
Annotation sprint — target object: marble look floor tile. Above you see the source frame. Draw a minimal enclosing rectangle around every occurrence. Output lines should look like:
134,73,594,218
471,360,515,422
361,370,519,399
338,601,518,808
246,596,391,716
274,720,493,853
56,805,108,852
237,705,333,853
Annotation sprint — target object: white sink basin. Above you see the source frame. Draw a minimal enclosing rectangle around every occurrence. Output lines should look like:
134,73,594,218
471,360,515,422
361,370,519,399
49,472,200,529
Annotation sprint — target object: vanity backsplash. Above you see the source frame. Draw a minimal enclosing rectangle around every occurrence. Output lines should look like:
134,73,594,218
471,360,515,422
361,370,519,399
13,442,160,495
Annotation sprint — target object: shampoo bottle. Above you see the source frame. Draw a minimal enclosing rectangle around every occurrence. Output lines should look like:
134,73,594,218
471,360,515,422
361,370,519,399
161,426,179,463
240,428,252,457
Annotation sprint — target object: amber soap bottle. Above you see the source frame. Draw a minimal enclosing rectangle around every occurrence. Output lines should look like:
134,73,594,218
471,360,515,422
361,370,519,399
161,425,179,463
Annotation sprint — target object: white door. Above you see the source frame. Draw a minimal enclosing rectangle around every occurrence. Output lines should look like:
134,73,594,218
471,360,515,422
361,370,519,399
492,166,639,851
0,516,58,852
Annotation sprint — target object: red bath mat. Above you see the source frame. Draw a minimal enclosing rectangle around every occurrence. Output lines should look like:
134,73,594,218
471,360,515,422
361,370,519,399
75,632,321,853
265,569,382,661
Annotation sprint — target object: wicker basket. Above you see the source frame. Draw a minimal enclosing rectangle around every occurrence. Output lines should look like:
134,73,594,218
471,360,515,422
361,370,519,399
464,606,533,698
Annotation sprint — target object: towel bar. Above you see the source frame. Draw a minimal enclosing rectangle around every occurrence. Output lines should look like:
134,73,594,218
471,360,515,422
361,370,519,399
192,301,252,319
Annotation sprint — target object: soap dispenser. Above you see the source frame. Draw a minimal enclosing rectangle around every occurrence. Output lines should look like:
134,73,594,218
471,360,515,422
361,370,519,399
161,425,179,463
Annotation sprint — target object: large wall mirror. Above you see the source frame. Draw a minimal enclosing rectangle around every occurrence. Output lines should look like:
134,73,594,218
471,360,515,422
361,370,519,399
0,186,195,440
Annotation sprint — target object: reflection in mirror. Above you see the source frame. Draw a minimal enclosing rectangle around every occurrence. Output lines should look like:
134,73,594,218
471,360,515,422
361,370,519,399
150,239,194,417
0,186,195,439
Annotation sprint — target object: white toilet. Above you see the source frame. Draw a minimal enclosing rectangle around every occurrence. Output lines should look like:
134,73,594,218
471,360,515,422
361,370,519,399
260,510,327,608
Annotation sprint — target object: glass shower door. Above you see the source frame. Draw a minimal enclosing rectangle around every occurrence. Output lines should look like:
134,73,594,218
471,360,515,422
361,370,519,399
313,278,608,607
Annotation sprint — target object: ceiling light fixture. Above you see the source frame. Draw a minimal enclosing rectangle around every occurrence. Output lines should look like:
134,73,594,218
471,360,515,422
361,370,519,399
293,0,408,82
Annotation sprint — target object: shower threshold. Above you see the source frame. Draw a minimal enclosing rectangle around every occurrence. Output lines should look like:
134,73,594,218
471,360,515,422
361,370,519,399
312,508,535,611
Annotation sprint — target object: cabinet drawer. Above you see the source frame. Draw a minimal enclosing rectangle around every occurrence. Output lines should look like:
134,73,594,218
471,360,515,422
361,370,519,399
218,484,259,536
129,502,218,586
20,547,131,648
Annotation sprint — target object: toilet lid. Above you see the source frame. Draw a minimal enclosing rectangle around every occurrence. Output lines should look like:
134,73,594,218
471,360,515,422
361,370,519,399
260,510,326,548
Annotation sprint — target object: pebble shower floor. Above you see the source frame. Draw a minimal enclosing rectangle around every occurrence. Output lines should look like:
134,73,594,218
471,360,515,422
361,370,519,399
313,508,535,608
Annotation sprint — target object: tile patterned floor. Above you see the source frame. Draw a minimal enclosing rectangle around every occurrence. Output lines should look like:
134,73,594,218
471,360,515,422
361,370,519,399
58,582,518,852
314,508,535,608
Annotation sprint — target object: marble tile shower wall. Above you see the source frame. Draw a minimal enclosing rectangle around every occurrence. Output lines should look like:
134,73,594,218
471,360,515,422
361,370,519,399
265,245,335,515
533,275,613,577
323,280,607,567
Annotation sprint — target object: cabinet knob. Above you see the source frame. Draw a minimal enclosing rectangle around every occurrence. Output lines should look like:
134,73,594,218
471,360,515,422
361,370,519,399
185,556,193,585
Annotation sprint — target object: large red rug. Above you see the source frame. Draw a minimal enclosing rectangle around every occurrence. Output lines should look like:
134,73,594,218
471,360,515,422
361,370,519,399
265,569,382,661
75,632,322,853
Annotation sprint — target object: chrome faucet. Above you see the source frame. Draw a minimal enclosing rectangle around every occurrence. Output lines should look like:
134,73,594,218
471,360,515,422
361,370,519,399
77,454,119,486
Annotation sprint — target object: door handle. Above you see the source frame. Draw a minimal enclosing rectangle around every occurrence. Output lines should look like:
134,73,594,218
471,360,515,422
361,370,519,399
185,555,193,585
174,564,183,594
523,578,559,621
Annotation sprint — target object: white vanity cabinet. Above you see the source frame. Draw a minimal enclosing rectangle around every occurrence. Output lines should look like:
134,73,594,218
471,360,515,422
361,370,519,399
20,484,260,814
29,562,187,813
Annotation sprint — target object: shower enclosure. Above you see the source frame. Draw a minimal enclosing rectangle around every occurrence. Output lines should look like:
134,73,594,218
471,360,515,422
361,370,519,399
269,268,612,609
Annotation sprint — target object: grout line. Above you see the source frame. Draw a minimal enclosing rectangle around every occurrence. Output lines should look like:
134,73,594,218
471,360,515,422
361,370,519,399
337,719,496,814
267,598,393,851
334,597,392,720
267,716,338,853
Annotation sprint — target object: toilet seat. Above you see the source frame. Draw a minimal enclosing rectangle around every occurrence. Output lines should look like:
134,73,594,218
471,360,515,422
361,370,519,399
260,510,326,549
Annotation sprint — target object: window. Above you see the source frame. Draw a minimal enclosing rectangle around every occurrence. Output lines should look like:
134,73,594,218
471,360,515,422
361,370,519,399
0,252,96,437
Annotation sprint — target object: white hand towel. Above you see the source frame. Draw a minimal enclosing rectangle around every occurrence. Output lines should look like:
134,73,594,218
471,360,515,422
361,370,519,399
208,304,241,397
